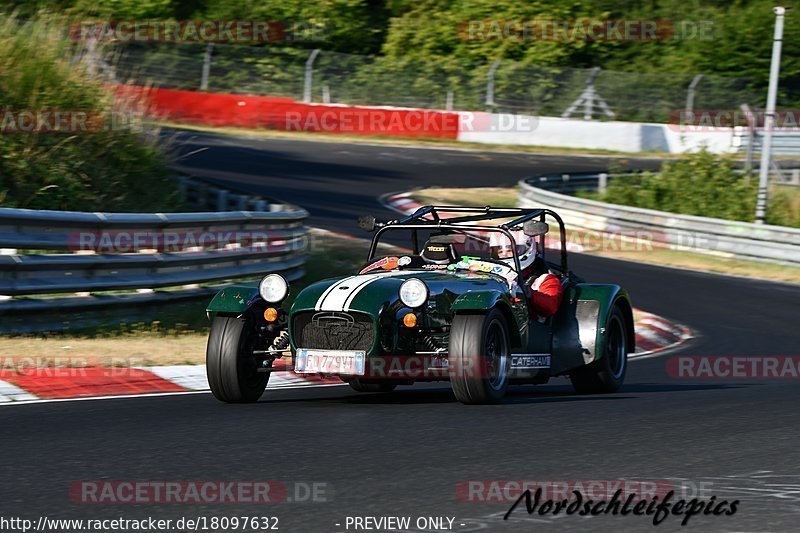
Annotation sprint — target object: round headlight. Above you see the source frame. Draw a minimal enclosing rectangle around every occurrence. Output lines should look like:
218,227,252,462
259,274,289,303
399,278,428,308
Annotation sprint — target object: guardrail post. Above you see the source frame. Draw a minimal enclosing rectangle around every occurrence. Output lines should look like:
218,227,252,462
303,49,320,103
216,189,228,212
598,172,608,193
177,176,188,203
254,199,267,211
237,195,248,211
791,169,800,185
198,182,208,210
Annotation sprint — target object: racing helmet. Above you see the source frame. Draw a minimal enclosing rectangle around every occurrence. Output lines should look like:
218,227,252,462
489,230,537,271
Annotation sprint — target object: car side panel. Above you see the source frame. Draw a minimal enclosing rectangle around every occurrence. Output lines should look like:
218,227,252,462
551,283,634,375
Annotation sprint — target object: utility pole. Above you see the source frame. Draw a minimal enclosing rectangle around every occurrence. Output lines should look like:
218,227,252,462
755,7,786,224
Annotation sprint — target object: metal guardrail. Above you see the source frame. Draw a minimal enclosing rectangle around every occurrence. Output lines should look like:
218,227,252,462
743,131,800,157
519,173,800,266
0,177,309,327
530,168,800,196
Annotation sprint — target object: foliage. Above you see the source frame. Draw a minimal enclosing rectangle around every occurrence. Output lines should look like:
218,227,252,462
0,14,178,212
4,1,798,106
594,149,798,227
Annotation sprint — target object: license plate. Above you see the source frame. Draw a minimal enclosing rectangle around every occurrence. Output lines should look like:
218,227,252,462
295,349,365,376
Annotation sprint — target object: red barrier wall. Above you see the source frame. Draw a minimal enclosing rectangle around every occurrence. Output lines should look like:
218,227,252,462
116,86,460,139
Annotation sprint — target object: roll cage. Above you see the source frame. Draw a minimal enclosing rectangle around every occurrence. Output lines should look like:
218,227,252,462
365,205,568,275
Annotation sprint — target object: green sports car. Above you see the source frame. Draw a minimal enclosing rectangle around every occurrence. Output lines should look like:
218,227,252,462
205,206,634,405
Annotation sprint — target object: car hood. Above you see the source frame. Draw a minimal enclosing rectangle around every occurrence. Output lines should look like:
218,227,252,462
290,269,510,316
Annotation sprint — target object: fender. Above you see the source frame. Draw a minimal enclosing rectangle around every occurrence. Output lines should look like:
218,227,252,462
451,291,525,348
451,290,504,312
206,285,262,315
551,283,635,374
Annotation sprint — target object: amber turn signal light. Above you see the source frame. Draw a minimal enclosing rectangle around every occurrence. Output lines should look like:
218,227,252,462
264,307,279,322
402,312,417,327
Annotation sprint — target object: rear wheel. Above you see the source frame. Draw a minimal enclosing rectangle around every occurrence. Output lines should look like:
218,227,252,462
348,380,397,393
570,306,628,394
206,315,269,403
449,309,511,405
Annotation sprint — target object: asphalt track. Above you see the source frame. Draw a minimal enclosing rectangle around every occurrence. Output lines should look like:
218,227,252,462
2,132,799,533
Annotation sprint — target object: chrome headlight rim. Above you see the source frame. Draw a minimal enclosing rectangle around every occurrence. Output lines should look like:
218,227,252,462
399,278,428,308
259,273,289,303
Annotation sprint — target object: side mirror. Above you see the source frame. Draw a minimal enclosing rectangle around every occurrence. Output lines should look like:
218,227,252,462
357,215,377,232
523,220,549,237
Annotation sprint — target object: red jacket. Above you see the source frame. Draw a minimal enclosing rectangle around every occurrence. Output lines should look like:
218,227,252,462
529,273,563,317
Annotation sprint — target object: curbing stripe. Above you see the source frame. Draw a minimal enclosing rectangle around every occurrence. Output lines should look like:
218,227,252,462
0,379,38,403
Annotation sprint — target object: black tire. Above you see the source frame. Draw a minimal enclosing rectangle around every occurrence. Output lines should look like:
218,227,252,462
206,315,269,403
449,309,511,404
348,380,397,393
570,306,628,394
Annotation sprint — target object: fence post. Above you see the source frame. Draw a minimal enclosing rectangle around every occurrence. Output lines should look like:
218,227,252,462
598,172,608,193
486,60,501,111
562,67,614,120
200,43,214,91
303,49,321,103
685,74,703,115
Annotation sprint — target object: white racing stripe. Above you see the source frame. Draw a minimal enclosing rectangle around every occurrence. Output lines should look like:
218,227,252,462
318,271,412,312
314,275,357,311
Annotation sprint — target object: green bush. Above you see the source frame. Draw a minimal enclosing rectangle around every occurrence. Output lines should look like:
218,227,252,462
0,14,179,212
594,149,798,228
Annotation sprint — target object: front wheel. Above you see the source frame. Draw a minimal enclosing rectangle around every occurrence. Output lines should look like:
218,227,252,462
449,309,511,405
206,315,269,403
570,306,628,394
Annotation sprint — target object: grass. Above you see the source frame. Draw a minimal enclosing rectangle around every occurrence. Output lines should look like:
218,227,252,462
0,229,402,367
0,14,177,212
414,186,521,208
406,187,800,284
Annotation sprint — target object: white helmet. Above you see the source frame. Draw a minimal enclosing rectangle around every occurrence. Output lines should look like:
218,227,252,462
489,230,537,270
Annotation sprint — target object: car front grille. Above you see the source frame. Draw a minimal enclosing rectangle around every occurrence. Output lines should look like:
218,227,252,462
293,311,375,352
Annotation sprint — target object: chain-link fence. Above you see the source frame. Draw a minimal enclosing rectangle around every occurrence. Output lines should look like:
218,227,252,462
109,42,761,123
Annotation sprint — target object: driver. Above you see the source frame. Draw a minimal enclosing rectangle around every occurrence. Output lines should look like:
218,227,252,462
490,232,563,318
